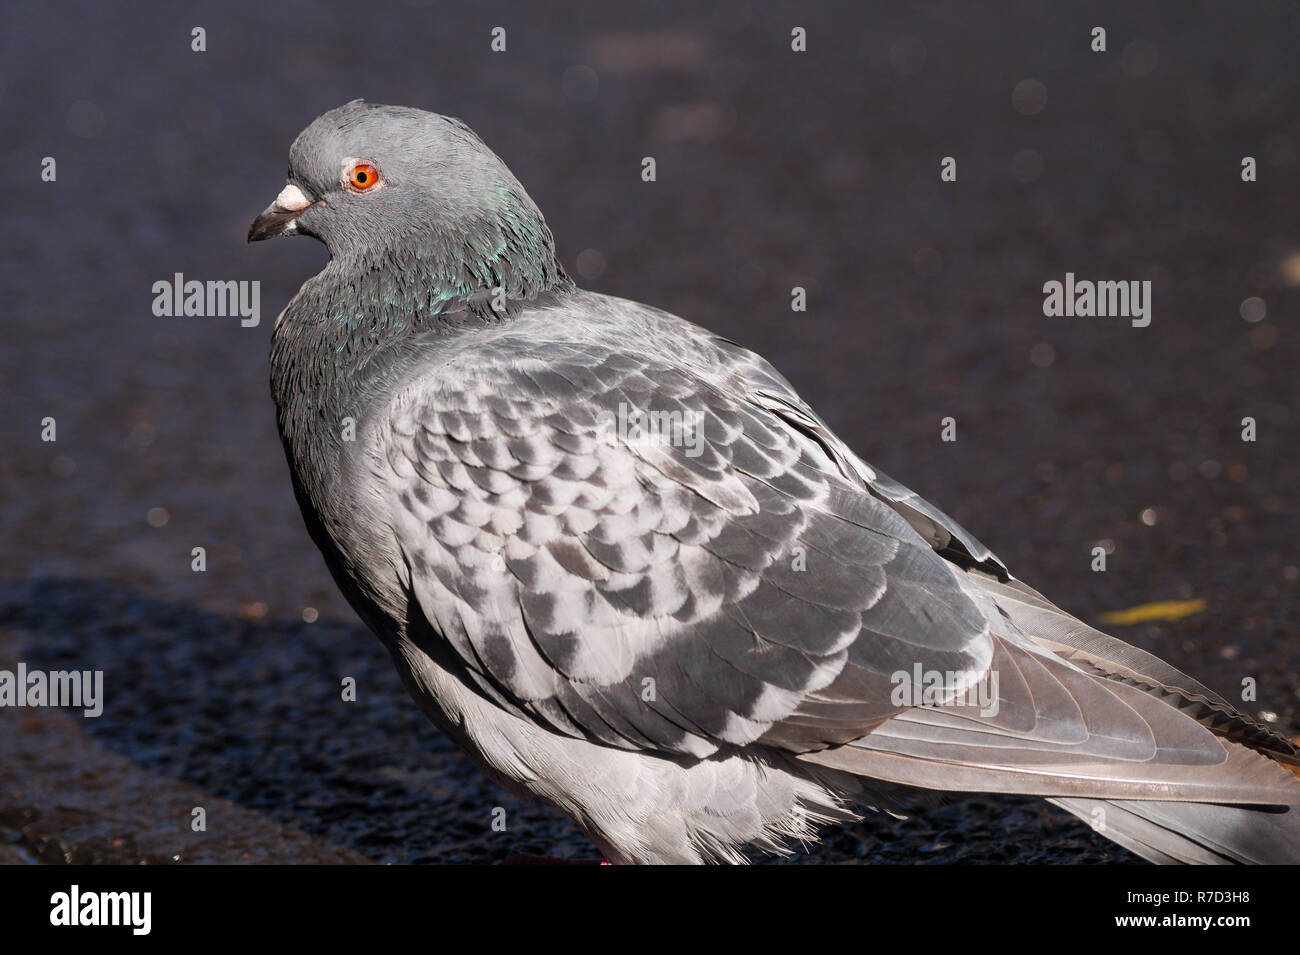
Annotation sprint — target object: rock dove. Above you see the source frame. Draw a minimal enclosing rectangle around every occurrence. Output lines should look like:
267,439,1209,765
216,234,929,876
250,100,1300,864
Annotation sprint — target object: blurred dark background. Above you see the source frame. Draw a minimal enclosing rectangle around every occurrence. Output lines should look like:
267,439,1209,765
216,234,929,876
1,0,1297,863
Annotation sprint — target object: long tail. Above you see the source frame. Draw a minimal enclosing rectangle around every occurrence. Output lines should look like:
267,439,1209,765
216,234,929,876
987,573,1300,864
1050,798,1300,864
797,572,1300,864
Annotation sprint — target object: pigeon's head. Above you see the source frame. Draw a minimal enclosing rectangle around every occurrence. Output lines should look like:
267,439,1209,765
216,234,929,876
249,101,560,278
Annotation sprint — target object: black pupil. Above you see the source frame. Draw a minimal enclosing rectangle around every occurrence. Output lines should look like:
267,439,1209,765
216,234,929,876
356,170,367,183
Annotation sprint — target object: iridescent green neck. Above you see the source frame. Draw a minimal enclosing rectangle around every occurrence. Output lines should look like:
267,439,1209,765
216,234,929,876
317,187,572,339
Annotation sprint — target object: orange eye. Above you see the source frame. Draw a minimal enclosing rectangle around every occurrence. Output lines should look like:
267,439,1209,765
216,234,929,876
348,163,380,191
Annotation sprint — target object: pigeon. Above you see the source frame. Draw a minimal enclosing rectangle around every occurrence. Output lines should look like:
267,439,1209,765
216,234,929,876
250,100,1300,864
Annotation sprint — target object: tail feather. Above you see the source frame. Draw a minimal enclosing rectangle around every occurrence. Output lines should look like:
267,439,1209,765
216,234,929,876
975,572,1300,765
804,570,1300,863
1050,797,1300,865
979,571,1300,863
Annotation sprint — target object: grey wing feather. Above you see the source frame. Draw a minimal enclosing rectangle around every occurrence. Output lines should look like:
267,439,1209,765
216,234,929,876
382,329,992,760
709,336,1009,578
974,572,1300,764
706,330,1300,807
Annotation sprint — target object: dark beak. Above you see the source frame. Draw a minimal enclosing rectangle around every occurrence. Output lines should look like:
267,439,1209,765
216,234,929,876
248,183,319,243
248,205,304,242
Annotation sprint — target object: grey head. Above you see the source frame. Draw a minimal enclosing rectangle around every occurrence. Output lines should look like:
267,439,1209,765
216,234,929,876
249,100,569,307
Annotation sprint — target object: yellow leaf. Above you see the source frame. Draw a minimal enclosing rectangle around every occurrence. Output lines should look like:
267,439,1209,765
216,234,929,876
1098,599,1207,626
